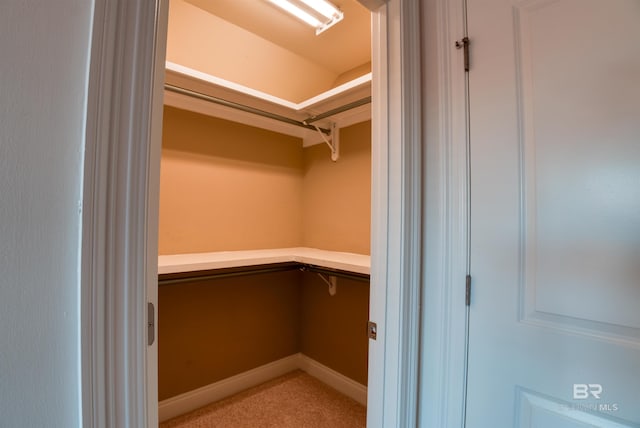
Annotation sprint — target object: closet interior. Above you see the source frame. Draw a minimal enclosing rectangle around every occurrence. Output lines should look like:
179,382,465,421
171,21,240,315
157,0,373,423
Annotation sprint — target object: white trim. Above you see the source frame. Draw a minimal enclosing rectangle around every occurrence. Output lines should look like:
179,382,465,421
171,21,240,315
166,87,369,150
296,73,372,110
163,88,370,149
158,354,301,422
368,0,423,427
418,0,469,426
145,1,169,427
166,61,372,113
158,247,370,276
395,0,424,426
297,354,368,406
166,61,300,110
366,7,389,426
82,0,166,427
164,63,372,148
158,353,368,422
163,89,311,140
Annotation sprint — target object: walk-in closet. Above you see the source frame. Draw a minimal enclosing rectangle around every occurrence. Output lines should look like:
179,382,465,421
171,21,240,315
157,0,374,425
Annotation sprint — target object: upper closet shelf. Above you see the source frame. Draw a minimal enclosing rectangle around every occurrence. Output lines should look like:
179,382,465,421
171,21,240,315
158,247,370,276
164,62,371,147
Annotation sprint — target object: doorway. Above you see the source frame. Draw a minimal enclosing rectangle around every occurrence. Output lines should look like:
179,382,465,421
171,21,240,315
81,0,424,427
157,1,372,423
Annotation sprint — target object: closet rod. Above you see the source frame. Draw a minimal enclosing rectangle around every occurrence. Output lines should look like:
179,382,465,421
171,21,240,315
298,264,370,283
303,96,372,124
157,263,370,286
165,84,331,134
158,264,298,286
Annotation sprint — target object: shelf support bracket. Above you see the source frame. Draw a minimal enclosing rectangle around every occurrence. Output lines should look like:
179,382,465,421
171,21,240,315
316,272,338,296
312,122,339,161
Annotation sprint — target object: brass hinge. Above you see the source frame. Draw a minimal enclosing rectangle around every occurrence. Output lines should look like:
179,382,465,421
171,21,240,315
465,275,472,306
455,37,470,72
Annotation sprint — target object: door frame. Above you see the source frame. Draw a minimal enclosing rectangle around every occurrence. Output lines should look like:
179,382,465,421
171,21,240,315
81,1,168,426
368,0,423,426
80,0,425,427
419,0,470,426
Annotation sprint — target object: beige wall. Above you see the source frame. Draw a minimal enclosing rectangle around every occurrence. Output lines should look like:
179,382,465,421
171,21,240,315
332,62,372,87
159,110,371,399
159,271,301,400
302,121,372,254
167,0,337,102
159,271,369,399
159,106,304,254
300,273,370,385
161,109,371,255
299,122,372,385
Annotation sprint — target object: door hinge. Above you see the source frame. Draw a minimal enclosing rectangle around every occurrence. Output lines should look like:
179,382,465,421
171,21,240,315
147,302,155,346
465,275,472,306
455,37,470,72
367,321,377,340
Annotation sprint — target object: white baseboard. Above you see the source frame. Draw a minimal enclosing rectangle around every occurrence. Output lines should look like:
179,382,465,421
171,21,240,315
158,354,300,422
158,353,367,422
297,354,368,406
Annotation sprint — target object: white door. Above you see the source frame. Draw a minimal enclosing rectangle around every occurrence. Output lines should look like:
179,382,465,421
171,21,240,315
465,0,640,426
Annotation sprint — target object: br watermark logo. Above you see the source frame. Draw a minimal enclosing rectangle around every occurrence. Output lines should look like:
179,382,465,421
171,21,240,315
565,384,619,412
573,383,602,399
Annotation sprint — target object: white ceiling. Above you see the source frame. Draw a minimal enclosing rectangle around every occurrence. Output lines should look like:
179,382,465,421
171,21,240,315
183,0,372,75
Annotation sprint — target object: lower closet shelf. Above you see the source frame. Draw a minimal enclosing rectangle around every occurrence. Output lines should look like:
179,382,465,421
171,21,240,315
158,247,371,285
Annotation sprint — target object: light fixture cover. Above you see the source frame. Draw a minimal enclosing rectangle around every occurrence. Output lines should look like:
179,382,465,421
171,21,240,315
267,0,344,35
299,0,342,20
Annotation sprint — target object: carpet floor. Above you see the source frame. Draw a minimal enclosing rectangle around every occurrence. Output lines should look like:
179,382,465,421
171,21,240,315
160,371,367,428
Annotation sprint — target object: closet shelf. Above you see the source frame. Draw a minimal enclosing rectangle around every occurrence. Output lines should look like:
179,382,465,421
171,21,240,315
164,62,371,147
158,247,370,277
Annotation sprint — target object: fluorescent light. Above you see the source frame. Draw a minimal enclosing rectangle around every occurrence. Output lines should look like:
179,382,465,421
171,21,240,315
267,0,344,34
299,0,342,20
268,0,323,28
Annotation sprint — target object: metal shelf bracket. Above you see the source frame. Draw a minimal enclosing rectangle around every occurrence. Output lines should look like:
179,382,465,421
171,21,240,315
316,272,338,296
312,122,339,161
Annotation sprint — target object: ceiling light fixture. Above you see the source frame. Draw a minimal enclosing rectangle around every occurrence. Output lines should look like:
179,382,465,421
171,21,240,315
267,0,344,35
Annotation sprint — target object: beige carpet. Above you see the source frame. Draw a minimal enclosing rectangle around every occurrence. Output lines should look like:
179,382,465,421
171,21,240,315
160,370,366,428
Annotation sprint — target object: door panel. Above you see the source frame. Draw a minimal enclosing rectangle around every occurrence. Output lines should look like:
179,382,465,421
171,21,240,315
466,0,640,426
517,389,634,428
518,0,640,335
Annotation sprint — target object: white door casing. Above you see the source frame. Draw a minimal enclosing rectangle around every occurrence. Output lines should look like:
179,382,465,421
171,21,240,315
82,0,167,426
368,0,424,427
146,2,170,427
418,0,471,425
465,0,640,426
